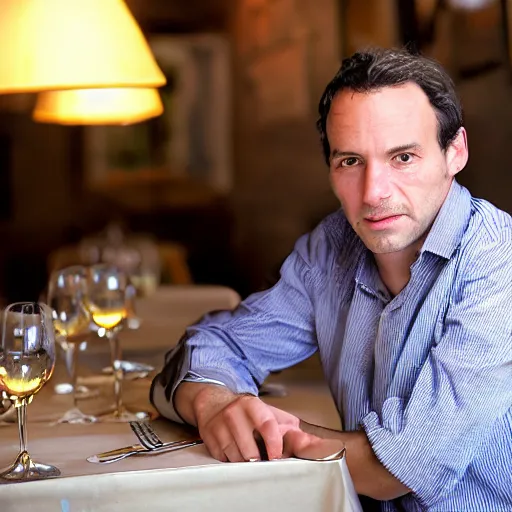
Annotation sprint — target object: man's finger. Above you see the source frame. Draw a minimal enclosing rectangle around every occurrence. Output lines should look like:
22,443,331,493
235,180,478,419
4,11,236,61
222,441,245,463
283,430,345,461
200,427,228,462
245,404,284,460
282,429,314,458
222,401,262,461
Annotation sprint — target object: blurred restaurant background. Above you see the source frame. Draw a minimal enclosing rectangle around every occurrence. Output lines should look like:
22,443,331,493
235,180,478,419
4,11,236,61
0,0,510,304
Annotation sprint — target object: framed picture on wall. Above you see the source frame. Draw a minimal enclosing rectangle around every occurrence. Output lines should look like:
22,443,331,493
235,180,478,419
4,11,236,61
84,34,232,195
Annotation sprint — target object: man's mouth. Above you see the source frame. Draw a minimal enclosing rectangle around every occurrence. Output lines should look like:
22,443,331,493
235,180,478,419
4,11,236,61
363,214,404,229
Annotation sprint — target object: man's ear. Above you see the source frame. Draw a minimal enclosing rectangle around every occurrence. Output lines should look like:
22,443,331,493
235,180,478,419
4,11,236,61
445,127,469,177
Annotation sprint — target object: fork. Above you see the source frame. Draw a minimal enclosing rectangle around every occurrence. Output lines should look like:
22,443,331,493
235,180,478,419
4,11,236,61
88,421,202,464
129,421,164,450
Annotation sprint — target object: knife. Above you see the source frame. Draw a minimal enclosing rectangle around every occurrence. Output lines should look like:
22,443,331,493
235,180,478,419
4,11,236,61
87,438,204,464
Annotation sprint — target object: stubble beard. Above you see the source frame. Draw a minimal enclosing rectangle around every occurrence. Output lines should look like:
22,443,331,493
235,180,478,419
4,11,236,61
357,199,439,255
362,221,424,254
354,201,417,254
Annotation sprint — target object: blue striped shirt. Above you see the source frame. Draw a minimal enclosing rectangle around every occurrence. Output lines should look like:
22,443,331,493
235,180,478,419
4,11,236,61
151,181,512,511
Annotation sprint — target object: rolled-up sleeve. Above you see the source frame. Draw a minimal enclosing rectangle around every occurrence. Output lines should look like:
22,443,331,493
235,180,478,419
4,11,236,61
361,237,512,508
151,232,320,422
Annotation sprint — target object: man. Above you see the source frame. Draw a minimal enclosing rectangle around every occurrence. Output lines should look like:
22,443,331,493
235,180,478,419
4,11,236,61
150,48,512,511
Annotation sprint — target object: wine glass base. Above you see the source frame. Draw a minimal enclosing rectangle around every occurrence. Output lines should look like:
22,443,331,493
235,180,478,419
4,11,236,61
54,383,99,400
0,451,60,482
101,361,155,380
57,407,98,425
100,406,153,423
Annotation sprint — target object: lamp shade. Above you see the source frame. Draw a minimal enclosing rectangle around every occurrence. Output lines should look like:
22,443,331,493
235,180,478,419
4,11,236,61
33,88,164,125
0,0,166,94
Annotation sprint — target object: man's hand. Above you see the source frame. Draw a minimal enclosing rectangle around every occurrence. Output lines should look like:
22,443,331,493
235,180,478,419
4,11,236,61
283,429,345,461
175,382,300,462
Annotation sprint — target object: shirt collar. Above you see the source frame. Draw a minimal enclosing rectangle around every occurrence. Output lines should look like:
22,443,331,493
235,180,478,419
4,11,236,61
420,180,472,260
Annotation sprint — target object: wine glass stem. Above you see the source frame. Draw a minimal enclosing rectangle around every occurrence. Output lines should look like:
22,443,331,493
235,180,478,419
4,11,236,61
107,330,123,416
64,340,79,409
17,399,28,454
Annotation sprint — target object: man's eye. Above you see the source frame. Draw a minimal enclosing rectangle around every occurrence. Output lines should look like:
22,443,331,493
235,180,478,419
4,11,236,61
394,153,413,164
340,157,359,167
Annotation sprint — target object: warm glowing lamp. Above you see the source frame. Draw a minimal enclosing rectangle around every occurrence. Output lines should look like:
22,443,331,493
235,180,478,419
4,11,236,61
0,0,165,94
447,0,494,8
33,88,164,125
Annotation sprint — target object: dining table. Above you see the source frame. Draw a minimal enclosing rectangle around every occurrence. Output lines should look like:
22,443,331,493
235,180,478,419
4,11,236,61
0,285,362,511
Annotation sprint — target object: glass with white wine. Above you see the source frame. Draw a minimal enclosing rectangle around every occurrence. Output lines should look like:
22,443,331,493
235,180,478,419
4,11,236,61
0,302,60,481
85,264,149,421
48,266,98,423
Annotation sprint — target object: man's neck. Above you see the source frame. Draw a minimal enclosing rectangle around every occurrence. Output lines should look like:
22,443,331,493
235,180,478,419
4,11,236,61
373,243,422,298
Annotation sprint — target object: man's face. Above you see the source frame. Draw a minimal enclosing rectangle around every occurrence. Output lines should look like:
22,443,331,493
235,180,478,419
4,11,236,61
327,83,462,255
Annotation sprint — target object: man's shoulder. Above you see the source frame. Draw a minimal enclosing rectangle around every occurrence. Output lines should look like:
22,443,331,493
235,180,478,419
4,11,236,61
468,197,512,243
458,196,512,267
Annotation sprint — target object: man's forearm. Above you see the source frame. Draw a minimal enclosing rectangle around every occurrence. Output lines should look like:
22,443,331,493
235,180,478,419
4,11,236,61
300,420,410,501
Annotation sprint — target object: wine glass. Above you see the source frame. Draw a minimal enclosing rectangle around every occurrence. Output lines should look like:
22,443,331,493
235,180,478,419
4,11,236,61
85,264,149,422
47,266,98,424
0,302,60,481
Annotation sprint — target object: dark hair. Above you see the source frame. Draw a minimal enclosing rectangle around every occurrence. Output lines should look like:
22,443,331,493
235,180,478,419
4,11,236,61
317,48,463,165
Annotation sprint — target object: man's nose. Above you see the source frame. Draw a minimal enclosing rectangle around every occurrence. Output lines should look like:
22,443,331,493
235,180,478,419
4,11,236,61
362,162,391,207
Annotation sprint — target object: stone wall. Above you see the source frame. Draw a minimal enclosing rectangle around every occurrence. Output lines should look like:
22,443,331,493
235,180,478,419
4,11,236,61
229,0,342,290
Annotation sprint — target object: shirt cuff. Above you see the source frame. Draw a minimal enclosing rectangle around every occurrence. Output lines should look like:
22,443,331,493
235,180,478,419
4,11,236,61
151,377,186,424
183,371,229,388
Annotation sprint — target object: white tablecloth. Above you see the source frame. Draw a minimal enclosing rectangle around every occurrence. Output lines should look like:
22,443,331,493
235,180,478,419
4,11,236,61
1,456,361,512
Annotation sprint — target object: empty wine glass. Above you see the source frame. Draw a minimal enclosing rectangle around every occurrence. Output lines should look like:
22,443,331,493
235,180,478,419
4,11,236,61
85,264,149,422
47,266,98,424
0,302,60,481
